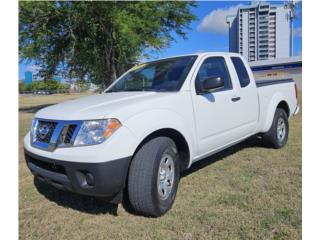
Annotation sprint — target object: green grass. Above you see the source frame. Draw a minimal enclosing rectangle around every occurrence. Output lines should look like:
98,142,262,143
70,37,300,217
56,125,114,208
19,92,302,240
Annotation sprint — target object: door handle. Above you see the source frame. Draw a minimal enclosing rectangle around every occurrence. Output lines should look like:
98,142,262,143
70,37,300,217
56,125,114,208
231,97,241,102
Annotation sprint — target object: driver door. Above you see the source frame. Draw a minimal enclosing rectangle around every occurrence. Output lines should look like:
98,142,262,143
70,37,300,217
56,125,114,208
192,56,241,156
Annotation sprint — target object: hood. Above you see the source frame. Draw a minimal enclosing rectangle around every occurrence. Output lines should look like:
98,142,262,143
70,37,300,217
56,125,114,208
35,92,171,120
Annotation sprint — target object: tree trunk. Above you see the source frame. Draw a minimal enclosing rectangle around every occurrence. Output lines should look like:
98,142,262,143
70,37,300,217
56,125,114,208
103,46,118,88
111,61,117,82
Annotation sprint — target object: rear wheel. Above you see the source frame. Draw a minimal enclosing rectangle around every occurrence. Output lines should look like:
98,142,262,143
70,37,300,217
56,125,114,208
127,137,180,217
263,108,289,148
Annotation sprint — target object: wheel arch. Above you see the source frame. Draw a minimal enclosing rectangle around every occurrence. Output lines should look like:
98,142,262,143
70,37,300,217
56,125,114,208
260,92,291,133
277,100,290,117
132,128,190,172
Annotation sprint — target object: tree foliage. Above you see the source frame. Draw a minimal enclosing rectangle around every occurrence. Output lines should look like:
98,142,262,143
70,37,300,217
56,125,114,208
19,80,69,93
19,1,197,87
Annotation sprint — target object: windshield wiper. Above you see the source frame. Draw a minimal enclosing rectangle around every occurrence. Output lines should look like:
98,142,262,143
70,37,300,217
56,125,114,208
125,88,145,91
106,88,169,93
105,88,140,93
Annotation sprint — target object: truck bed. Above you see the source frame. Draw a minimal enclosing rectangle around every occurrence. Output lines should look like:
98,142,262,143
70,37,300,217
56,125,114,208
255,78,297,133
256,79,294,87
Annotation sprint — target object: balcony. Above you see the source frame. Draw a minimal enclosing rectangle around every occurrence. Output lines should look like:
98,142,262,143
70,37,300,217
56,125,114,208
260,15,269,19
259,26,269,29
259,5,269,9
259,21,268,25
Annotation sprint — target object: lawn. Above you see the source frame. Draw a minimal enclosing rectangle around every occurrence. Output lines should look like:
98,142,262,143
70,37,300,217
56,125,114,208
19,92,302,240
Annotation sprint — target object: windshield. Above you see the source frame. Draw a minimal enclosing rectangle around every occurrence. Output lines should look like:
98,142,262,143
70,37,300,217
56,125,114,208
107,55,197,92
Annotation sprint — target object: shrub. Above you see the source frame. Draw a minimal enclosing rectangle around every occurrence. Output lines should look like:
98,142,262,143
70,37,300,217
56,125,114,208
19,80,70,93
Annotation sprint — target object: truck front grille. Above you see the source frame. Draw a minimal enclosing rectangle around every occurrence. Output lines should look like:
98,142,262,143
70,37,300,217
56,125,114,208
58,124,77,145
35,120,58,143
32,119,82,151
65,124,77,143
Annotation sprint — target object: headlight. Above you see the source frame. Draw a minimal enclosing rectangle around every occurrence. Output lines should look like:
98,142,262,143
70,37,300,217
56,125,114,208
30,118,38,142
74,119,121,146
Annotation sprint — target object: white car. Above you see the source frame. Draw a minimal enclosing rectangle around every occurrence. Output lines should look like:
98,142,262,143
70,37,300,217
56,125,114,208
24,52,299,217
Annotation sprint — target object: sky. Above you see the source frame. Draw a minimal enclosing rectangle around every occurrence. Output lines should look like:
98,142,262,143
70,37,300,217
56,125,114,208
19,1,302,80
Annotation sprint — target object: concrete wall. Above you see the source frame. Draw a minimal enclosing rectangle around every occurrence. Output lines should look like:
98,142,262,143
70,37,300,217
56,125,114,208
229,16,238,53
242,11,249,61
276,6,291,58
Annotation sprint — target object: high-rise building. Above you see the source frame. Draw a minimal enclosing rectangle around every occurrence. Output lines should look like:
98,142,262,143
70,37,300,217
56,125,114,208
227,2,293,62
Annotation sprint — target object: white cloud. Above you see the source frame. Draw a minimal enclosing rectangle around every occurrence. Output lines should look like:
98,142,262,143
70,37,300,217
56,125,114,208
197,4,243,34
28,64,41,74
293,27,302,38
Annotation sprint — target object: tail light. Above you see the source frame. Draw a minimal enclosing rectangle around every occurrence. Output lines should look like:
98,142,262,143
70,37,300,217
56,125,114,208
294,83,298,100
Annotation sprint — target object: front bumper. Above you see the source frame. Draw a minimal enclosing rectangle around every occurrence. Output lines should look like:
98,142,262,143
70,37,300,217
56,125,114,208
24,148,131,202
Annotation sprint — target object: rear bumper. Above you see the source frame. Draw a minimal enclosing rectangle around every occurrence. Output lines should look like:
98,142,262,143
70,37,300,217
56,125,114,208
24,148,131,201
294,106,300,116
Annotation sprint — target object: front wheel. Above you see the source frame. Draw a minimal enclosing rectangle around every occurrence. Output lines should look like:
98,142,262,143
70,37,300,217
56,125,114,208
127,137,180,217
263,108,289,148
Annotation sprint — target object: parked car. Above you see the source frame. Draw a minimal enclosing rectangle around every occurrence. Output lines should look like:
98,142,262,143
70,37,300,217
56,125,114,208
24,52,299,217
33,90,52,95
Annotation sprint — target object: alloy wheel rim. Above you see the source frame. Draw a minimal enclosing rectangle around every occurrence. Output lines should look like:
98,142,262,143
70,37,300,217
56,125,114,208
157,153,175,200
277,117,286,142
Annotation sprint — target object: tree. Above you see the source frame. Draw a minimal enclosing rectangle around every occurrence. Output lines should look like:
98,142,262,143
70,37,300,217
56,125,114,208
18,80,70,93
19,1,197,87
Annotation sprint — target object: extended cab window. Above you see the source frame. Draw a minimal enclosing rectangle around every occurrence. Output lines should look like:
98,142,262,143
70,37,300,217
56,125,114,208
195,57,232,92
231,57,250,88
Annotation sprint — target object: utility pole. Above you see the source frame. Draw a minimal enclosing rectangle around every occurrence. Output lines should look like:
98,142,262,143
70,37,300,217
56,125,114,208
285,0,299,56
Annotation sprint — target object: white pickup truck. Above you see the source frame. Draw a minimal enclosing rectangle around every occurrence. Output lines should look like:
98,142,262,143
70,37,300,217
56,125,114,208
24,52,299,217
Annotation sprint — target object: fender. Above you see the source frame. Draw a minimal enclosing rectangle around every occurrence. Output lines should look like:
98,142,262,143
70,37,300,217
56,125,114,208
260,92,289,133
123,109,196,168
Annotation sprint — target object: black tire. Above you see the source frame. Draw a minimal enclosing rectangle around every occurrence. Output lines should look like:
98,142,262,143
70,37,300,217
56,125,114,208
263,108,289,149
127,137,180,217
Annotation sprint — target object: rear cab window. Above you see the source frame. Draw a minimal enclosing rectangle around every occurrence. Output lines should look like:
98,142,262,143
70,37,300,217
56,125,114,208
231,57,250,88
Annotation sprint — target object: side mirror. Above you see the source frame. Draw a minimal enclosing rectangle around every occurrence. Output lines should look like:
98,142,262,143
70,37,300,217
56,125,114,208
201,76,224,92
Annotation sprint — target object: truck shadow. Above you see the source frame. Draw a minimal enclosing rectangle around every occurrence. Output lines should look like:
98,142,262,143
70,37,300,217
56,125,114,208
33,178,119,216
33,135,267,216
181,135,266,178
